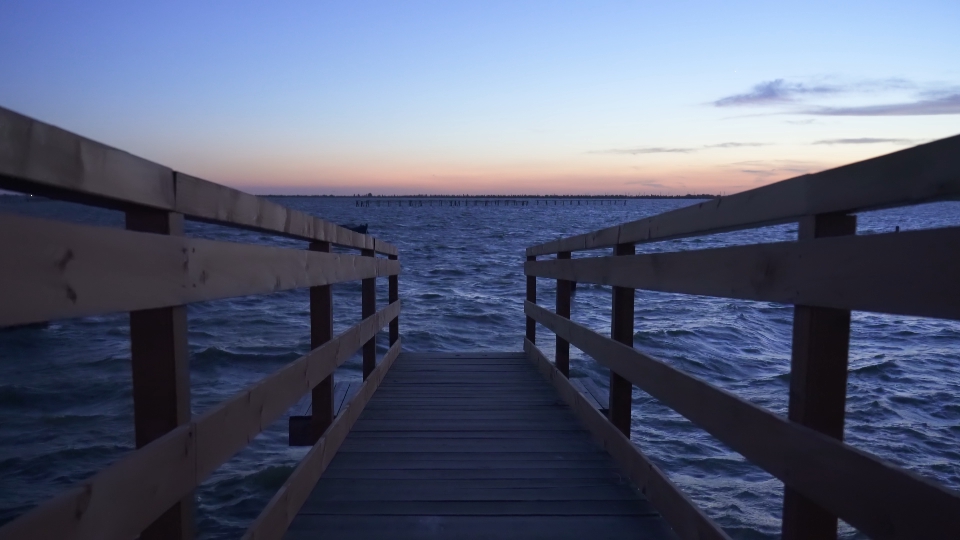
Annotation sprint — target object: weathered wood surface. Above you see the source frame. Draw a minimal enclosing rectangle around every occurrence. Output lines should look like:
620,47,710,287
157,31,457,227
126,209,194,540
0,213,400,327
282,352,676,540
781,213,856,540
526,301,960,539
526,226,960,321
525,342,730,540
246,341,402,540
526,133,960,256
0,106,396,255
0,302,399,540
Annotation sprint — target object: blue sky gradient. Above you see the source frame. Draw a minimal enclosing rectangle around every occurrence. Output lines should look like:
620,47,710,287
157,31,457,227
1,1,958,194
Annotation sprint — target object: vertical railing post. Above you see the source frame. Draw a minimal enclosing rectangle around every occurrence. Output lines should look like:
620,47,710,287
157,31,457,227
361,249,377,379
526,255,537,343
555,251,572,377
609,243,635,436
782,213,856,540
389,254,399,345
309,241,334,442
126,209,193,540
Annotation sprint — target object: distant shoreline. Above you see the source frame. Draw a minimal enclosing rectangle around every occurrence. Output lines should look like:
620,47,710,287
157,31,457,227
0,192,717,199
262,194,718,199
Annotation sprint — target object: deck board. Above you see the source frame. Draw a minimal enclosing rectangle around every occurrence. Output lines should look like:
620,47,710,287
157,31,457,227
286,351,675,540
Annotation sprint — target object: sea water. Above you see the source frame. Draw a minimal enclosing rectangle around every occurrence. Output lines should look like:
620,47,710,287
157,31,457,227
1,196,958,539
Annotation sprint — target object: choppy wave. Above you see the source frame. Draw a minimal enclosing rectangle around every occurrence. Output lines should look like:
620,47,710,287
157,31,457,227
1,196,959,539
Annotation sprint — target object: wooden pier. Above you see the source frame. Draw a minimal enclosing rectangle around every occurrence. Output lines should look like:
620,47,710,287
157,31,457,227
284,352,672,540
2,105,960,540
355,198,630,207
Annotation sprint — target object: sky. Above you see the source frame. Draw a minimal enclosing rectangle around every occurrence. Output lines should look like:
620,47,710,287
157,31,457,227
1,1,958,195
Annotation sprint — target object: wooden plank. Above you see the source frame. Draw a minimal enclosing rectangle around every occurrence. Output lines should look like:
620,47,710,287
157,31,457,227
176,173,397,255
581,378,610,410
284,515,673,540
295,500,652,515
318,468,622,480
0,107,396,255
0,106,174,210
526,303,960,539
301,481,639,502
0,425,197,540
525,341,730,540
309,241,334,445
336,438,603,453
526,133,960,256
782,213,856,540
526,255,537,343
337,383,360,416
571,379,604,411
0,303,399,540
388,254,399,344
610,243,634,436
0,213,400,327
125,209,193,540
324,452,615,468
242,339,402,540
556,251,572,376
361,249,376,379
526,225,960,320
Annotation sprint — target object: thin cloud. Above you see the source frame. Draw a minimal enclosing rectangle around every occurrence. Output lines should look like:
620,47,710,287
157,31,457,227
704,142,767,148
803,93,960,116
589,147,695,155
813,138,917,145
624,180,671,188
591,142,767,155
713,79,838,107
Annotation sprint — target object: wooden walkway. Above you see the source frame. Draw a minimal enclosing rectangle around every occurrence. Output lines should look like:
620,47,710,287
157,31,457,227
285,352,674,540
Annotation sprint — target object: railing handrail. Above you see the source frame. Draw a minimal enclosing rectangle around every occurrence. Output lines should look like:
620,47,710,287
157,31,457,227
0,106,397,255
523,133,960,539
527,133,960,256
0,108,403,540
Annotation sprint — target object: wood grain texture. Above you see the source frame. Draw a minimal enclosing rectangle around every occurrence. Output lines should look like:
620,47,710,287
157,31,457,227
126,210,194,540
0,213,400,327
526,255,537,343
0,302,399,540
525,341,730,540
610,243,635,436
175,173,396,255
308,241,335,444
277,351,676,540
555,251,572,376
0,106,174,210
242,339,402,540
526,133,960,256
782,214,856,540
0,107,396,254
526,301,960,539
526,226,960,320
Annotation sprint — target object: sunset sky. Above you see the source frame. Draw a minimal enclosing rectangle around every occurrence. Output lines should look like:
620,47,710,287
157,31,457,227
1,1,958,195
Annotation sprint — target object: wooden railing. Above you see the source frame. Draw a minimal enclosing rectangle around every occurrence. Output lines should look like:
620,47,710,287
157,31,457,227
524,134,960,540
0,106,400,540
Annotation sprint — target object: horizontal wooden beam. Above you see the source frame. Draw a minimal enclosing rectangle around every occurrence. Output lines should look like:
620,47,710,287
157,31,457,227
0,301,400,540
242,339,402,540
525,301,960,539
526,133,960,256
0,213,400,327
526,226,960,321
0,107,396,255
524,341,730,540
175,173,396,256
